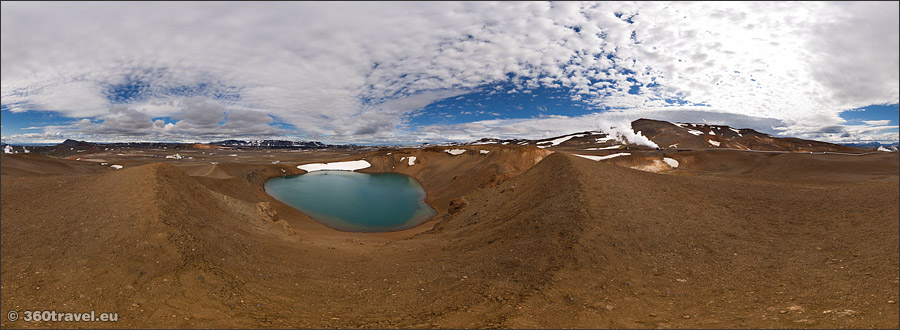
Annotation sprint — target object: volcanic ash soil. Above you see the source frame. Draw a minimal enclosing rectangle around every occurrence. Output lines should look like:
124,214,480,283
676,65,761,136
1,149,898,328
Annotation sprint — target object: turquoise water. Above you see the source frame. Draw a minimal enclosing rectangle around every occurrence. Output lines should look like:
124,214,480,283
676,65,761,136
264,171,436,232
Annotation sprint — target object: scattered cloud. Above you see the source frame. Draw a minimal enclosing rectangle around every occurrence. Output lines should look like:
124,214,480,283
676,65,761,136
1,2,898,143
862,120,892,126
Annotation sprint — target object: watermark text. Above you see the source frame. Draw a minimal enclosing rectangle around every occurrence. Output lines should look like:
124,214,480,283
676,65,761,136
7,310,118,323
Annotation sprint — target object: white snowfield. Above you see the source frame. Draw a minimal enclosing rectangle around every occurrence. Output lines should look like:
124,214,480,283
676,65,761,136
595,136,616,143
574,153,631,161
663,157,679,168
686,129,703,136
408,156,417,166
673,123,705,136
583,145,623,150
479,150,490,154
729,127,743,136
445,149,467,155
110,165,124,170
877,146,893,152
708,140,721,147
536,133,587,148
297,160,371,172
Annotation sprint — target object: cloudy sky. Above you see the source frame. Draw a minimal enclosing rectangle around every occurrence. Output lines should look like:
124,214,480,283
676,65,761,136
2,1,898,144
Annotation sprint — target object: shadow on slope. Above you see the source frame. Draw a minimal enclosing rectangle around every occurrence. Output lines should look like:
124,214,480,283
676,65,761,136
0,153,108,177
1,163,297,328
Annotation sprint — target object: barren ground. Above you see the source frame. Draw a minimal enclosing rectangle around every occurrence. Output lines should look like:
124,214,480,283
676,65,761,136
1,146,898,328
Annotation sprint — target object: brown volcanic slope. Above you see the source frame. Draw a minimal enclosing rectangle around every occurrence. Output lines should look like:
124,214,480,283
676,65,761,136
1,148,898,328
631,118,865,152
467,118,868,153
0,153,108,177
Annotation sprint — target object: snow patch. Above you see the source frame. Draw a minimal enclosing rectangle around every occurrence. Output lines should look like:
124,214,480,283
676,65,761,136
110,165,123,169
479,150,490,154
663,157,679,168
3,145,14,154
165,153,184,159
444,149,466,155
536,133,587,148
668,143,678,148
708,140,721,147
595,136,616,143
297,160,371,172
583,145,623,150
878,146,892,152
729,128,743,137
407,156,417,166
674,122,705,136
574,153,631,161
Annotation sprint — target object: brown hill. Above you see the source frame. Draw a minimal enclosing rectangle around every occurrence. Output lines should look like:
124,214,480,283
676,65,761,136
0,153,108,177
491,153,898,327
1,162,301,328
1,147,897,328
659,149,900,182
480,118,871,153
360,145,552,214
470,131,625,149
631,118,865,152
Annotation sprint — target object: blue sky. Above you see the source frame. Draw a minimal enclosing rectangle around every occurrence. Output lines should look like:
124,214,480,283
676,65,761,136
409,83,592,126
2,2,898,144
839,104,899,127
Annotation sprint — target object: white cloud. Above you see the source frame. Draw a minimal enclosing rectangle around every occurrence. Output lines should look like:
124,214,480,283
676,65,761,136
862,120,892,126
1,2,897,143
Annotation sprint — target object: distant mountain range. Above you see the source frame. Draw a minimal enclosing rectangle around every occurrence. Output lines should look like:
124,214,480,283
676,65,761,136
2,119,897,153
840,141,900,150
0,138,355,157
468,118,898,153
51,138,353,150
209,139,353,148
